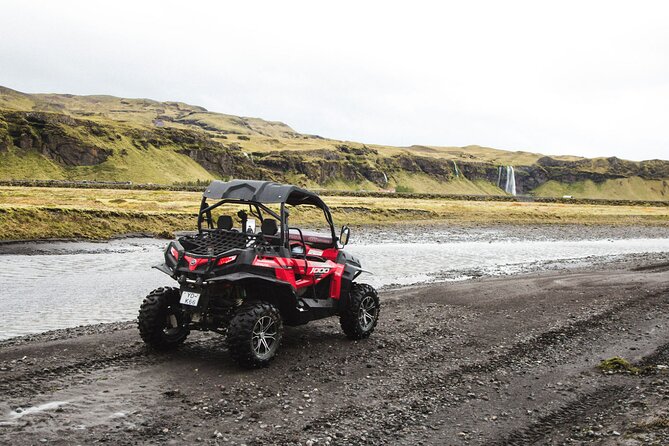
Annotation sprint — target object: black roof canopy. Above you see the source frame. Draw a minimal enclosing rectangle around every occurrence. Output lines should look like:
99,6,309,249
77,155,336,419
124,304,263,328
203,179,325,207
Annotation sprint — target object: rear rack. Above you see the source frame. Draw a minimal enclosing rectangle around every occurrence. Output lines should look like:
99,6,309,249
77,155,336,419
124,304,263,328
179,230,260,256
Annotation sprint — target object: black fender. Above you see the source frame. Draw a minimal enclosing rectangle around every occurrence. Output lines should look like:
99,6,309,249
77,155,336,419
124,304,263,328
210,273,304,326
208,271,289,285
153,263,174,277
336,250,372,310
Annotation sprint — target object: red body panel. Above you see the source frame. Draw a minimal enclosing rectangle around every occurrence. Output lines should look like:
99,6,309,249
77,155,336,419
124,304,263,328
182,255,237,271
183,255,211,272
178,241,346,299
252,250,345,299
216,256,237,266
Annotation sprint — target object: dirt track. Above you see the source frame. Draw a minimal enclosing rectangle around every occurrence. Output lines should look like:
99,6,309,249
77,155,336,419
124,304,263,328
1,261,668,445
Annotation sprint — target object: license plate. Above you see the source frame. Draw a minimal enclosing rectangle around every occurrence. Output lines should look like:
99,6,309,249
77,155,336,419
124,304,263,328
180,291,200,306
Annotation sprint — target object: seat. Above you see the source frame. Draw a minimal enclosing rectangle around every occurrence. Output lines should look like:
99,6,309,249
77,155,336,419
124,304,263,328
261,218,278,236
217,215,233,231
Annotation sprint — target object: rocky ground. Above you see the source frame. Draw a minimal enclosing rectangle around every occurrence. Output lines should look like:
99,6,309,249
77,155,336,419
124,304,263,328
0,260,668,445
351,223,669,244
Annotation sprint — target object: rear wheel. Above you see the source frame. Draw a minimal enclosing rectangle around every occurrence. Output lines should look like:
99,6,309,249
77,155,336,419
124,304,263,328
227,301,283,368
138,287,189,350
340,283,380,340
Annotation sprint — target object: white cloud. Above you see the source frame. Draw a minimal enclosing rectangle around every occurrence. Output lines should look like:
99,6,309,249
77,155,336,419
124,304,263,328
1,0,667,160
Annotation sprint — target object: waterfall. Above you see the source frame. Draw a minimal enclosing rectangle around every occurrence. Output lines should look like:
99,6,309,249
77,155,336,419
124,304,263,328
452,161,460,178
382,171,388,185
497,166,502,188
504,165,517,196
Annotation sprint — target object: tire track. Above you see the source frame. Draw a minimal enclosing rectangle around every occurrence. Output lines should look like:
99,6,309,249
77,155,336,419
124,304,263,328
0,348,150,399
0,336,224,399
638,341,669,368
490,339,669,445
256,288,669,445
488,385,629,446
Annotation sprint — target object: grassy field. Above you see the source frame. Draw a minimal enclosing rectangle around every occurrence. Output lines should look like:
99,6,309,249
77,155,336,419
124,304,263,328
534,177,669,201
0,145,217,184
1,186,668,240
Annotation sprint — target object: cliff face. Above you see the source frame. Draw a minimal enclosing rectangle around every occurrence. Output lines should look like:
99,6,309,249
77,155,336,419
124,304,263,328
1,112,113,166
1,86,668,199
250,148,669,195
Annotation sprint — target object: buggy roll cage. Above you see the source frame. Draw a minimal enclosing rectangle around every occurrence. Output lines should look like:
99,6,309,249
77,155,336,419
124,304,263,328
196,179,338,249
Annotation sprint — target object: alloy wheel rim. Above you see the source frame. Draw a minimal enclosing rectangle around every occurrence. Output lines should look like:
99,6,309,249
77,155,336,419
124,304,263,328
252,315,278,359
358,295,378,330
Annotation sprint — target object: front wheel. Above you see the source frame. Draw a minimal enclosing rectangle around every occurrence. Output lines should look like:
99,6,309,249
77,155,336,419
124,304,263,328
340,283,380,340
138,287,189,350
227,301,283,368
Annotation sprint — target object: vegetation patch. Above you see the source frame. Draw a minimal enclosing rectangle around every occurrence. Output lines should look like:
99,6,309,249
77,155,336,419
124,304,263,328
0,206,195,240
598,354,669,376
598,357,641,374
534,177,669,201
0,185,668,240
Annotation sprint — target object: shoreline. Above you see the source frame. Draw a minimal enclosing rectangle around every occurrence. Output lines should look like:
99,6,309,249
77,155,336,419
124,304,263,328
0,232,160,246
1,221,669,247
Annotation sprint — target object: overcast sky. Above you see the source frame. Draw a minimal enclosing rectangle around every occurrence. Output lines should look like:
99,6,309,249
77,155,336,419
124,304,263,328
1,1,668,160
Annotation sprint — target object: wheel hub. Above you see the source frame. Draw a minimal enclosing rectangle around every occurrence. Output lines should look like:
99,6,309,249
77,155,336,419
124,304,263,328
358,295,378,330
252,315,278,359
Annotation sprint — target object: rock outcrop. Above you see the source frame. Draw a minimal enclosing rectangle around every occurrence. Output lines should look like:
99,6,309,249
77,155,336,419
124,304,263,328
178,148,269,180
2,112,112,165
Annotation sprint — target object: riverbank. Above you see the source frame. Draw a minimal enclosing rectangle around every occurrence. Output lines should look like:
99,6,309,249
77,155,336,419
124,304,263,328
3,223,669,250
1,260,668,445
1,185,668,240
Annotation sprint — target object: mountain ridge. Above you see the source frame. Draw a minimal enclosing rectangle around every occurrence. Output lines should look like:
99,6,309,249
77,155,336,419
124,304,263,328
1,86,668,200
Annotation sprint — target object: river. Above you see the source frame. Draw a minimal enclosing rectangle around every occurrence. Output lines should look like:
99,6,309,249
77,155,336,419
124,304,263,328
1,228,668,340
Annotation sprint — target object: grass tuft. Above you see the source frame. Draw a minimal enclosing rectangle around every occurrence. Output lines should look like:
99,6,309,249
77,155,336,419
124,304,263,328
598,357,640,374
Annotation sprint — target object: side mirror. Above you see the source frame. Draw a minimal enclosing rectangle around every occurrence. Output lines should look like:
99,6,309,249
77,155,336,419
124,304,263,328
339,225,351,247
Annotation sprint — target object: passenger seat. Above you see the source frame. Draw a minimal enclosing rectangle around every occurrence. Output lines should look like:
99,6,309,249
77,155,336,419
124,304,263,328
260,218,278,236
217,215,234,230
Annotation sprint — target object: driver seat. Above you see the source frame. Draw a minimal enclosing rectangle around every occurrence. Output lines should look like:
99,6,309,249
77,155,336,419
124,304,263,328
261,218,278,236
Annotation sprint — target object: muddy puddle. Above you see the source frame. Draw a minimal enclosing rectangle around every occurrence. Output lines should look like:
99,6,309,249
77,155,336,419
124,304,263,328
1,229,668,340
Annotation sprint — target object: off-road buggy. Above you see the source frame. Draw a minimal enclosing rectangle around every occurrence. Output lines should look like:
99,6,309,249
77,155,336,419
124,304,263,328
138,179,379,367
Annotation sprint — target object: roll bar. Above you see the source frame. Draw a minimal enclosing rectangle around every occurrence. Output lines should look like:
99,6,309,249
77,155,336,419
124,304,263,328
197,197,337,249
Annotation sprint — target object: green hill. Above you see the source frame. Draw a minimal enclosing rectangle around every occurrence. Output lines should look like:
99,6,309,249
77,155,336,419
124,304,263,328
1,86,668,200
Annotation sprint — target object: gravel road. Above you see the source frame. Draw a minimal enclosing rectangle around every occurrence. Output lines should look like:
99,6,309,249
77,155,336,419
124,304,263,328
1,258,668,445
